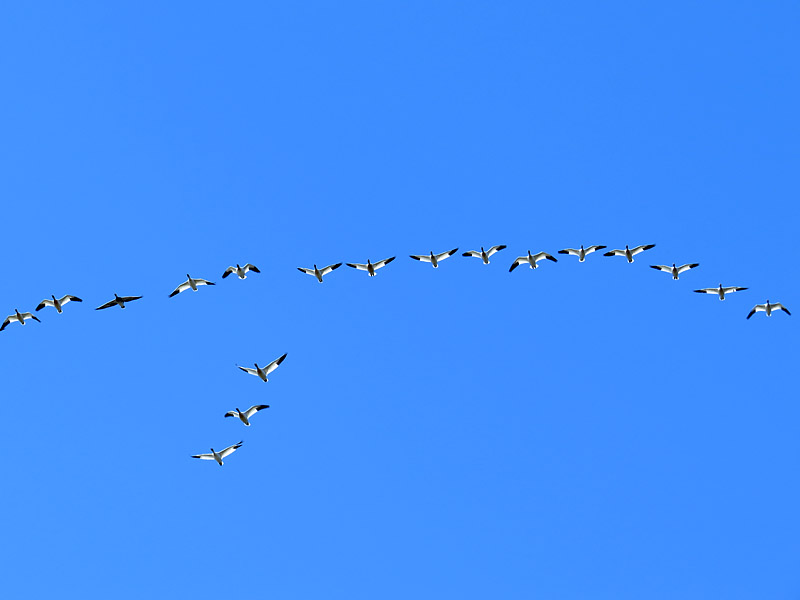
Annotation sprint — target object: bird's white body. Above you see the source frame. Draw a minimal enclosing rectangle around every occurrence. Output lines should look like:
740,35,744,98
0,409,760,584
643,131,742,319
650,263,699,280
223,263,260,280
604,244,656,263
346,257,396,276
238,353,288,382
298,263,342,282
463,245,506,264
558,245,606,262
192,441,243,466
409,248,458,268
1,309,41,331
37,294,82,314
170,274,215,297
225,405,270,426
694,284,748,300
509,251,557,272
747,301,791,319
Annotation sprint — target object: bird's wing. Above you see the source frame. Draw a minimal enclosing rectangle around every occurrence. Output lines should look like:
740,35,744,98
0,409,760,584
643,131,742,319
558,248,580,256
169,282,191,297
585,245,606,253
224,411,238,418
191,453,215,460
297,267,315,275
409,254,432,262
723,286,747,293
244,405,270,418
119,295,143,302
631,244,656,255
95,299,117,310
222,267,235,278
373,257,396,269
650,265,672,273
61,295,82,304
219,441,243,458
0,316,13,330
244,264,260,273
774,303,791,315
321,263,342,275
533,252,557,263
677,263,699,274
604,249,625,256
509,258,525,272
265,352,288,375
747,305,766,319
487,245,507,256
36,299,54,311
238,366,258,376
346,263,369,271
462,251,481,258
21,312,39,322
435,248,458,260
693,288,715,294
194,279,215,286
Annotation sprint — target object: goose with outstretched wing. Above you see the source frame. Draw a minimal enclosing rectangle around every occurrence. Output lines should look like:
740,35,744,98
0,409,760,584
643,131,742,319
409,248,458,268
191,441,244,466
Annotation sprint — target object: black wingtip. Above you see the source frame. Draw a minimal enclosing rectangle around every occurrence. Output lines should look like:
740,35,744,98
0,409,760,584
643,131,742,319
557,250,568,254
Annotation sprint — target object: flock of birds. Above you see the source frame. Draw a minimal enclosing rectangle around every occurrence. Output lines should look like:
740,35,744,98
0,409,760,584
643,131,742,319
3,244,791,465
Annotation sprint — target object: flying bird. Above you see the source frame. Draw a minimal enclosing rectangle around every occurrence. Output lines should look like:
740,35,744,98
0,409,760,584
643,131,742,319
603,244,656,263
747,301,791,320
222,263,260,280
462,245,507,264
297,263,343,282
693,284,748,301
346,257,396,276
225,405,270,426
191,441,243,466
509,251,558,272
1,309,41,332
96,294,143,310
650,263,700,280
237,353,288,382
169,274,215,297
409,248,459,268
36,294,82,313
557,245,607,262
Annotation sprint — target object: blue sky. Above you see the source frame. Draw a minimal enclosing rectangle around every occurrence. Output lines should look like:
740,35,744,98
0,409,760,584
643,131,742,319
1,1,798,598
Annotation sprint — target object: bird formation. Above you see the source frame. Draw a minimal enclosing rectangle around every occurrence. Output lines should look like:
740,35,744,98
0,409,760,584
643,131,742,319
3,247,791,465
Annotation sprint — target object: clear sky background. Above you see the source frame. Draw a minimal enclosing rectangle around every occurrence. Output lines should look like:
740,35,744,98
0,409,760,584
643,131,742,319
1,1,798,598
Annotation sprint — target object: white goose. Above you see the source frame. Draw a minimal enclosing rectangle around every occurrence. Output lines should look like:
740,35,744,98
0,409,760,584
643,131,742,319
747,301,791,320
222,263,260,280
36,294,83,313
649,263,700,280
409,248,459,268
603,244,656,263
169,274,215,297
96,294,143,310
462,245,507,264
237,352,288,382
225,405,270,426
191,441,243,466
509,251,558,272
693,284,748,300
346,257,396,276
0,309,41,332
297,263,343,282
557,245,607,262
